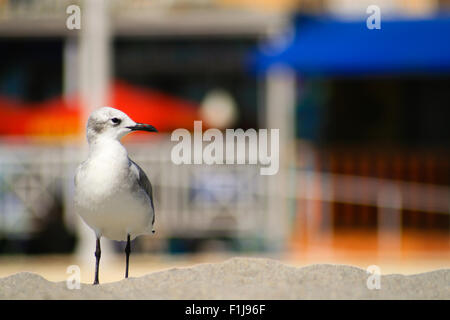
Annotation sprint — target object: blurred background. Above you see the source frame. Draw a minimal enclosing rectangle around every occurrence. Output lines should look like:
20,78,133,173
0,0,449,283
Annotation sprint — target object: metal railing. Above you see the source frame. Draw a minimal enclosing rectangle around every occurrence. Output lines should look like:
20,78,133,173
0,141,448,252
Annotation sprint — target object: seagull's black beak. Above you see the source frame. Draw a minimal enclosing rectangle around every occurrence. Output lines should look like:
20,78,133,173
126,123,158,133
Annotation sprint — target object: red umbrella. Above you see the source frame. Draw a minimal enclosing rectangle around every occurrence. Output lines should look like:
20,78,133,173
110,81,201,132
0,80,203,138
0,95,80,137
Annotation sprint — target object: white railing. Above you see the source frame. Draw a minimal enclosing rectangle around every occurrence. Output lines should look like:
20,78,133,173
0,141,448,251
0,140,271,240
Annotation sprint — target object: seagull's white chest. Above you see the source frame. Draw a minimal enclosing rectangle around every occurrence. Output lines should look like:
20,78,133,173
74,140,153,241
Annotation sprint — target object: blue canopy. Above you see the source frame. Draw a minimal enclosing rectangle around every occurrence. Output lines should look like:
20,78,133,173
251,15,450,76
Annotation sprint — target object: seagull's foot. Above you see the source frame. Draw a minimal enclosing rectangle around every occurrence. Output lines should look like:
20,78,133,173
93,280,99,286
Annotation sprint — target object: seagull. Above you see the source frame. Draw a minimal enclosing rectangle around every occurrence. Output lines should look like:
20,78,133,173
74,107,157,285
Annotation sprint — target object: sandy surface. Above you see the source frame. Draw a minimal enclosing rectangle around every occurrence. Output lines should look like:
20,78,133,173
0,257,448,299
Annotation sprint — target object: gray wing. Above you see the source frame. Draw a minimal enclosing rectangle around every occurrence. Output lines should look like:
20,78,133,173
74,160,87,187
129,159,155,226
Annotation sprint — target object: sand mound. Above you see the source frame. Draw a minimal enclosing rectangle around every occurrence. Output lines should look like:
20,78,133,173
0,257,448,299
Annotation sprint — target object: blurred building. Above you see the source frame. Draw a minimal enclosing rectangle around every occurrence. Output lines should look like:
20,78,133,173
252,12,450,256
0,0,288,255
0,0,448,261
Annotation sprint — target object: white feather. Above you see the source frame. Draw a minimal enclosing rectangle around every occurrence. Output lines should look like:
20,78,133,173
74,107,155,241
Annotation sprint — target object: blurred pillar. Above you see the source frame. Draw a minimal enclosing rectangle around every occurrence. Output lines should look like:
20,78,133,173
63,36,78,104
76,0,115,271
79,0,112,119
301,166,334,258
317,170,334,256
377,186,402,258
264,65,296,252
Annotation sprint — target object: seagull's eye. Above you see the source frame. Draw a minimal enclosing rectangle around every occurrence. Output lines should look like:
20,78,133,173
111,118,121,125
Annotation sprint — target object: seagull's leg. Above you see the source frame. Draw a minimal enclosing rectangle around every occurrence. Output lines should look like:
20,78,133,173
125,234,131,278
93,237,101,285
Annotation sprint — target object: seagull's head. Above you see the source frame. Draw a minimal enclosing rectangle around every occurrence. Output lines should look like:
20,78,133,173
86,107,157,143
